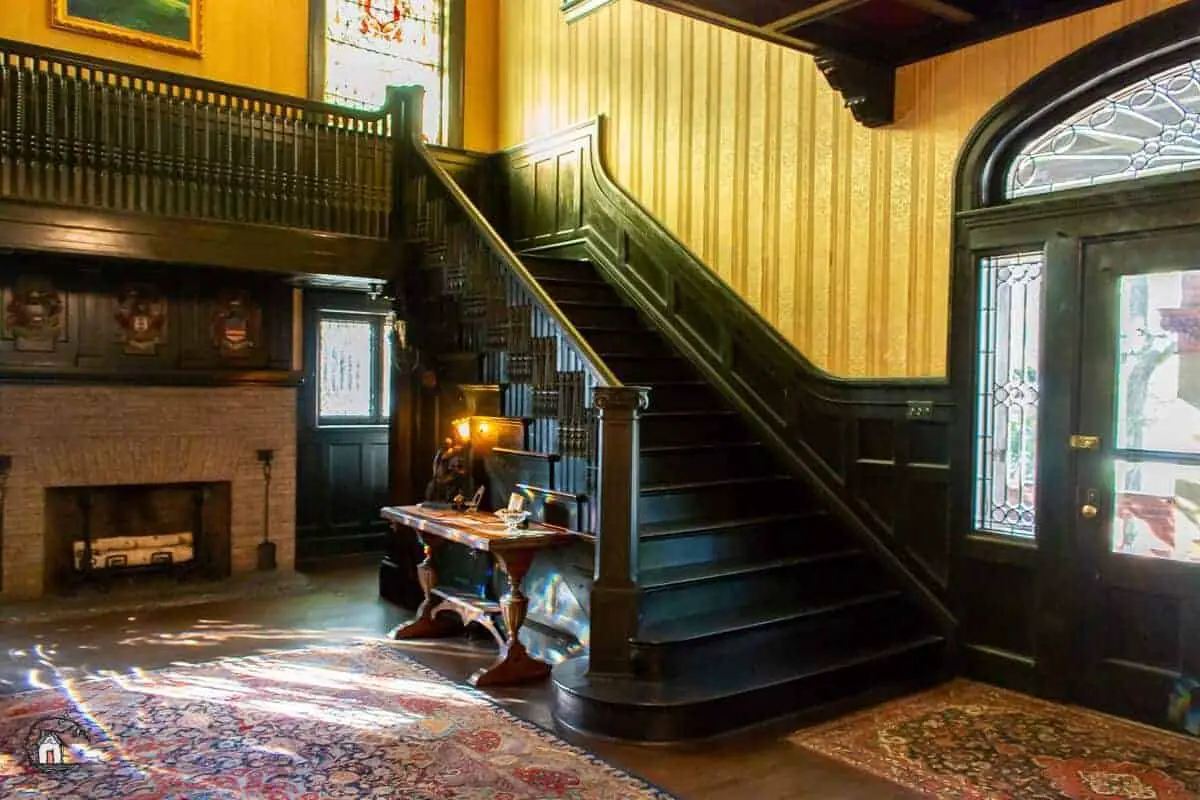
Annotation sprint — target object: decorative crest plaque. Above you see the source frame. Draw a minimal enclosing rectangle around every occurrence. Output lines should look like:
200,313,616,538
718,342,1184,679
114,285,168,355
3,276,65,353
212,292,262,357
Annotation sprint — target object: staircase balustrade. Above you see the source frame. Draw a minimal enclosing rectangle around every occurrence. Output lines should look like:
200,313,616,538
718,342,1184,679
390,87,644,667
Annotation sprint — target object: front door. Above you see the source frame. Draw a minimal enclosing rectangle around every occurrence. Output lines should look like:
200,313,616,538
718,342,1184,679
1076,229,1200,732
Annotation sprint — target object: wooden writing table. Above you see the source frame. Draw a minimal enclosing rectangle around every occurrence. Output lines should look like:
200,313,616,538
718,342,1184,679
380,504,577,686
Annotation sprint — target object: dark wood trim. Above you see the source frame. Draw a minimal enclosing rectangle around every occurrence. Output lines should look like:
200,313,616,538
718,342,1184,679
307,0,326,102
812,52,895,128
497,117,956,636
0,201,394,278
0,368,302,387
445,0,466,150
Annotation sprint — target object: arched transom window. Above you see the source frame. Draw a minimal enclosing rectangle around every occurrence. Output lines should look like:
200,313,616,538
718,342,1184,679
1006,58,1200,199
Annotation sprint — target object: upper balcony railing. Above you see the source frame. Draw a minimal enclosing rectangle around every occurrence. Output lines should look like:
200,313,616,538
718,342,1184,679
0,39,395,238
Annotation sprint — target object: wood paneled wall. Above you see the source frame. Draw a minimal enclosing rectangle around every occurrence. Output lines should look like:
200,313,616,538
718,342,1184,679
496,0,1186,378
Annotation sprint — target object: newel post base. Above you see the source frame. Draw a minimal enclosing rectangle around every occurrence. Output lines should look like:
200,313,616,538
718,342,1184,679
588,385,650,676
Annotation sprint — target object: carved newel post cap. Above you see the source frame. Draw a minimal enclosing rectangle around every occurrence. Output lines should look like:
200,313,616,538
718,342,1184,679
592,385,651,414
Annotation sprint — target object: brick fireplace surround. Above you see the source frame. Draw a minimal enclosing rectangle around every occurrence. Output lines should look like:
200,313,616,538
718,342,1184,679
0,385,296,601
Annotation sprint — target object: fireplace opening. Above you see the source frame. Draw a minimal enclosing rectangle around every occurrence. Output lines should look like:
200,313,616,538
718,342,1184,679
44,482,232,595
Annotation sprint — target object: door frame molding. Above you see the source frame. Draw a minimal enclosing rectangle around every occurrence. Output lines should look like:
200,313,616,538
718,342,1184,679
948,2,1200,700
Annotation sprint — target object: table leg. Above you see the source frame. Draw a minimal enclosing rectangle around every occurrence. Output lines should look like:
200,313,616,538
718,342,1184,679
391,534,459,640
469,550,551,687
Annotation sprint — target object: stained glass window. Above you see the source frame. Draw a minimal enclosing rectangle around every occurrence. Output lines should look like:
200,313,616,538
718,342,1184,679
324,0,446,143
1006,58,1200,198
974,252,1044,538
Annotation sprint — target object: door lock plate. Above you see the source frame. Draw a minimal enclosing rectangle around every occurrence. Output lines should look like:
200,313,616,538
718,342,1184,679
1070,434,1101,450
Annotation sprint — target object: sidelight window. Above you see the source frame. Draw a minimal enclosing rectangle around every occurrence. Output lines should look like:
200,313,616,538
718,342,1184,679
317,312,394,426
973,251,1044,538
1006,58,1200,199
322,0,448,143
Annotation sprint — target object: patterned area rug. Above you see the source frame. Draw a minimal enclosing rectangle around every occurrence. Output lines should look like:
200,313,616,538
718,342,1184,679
792,679,1200,799
0,641,672,799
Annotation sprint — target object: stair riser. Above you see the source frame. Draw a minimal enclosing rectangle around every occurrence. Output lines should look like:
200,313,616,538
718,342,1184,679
522,258,598,281
638,555,882,626
553,640,945,743
580,330,671,356
541,282,623,304
631,597,911,680
608,358,696,383
638,480,795,526
639,446,775,485
638,520,837,572
642,384,726,412
640,416,753,448
561,305,641,328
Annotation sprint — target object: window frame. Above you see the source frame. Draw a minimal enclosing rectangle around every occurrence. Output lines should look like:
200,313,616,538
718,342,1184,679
314,308,395,429
307,0,465,148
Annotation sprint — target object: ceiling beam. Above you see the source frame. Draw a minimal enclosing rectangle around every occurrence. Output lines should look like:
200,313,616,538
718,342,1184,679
894,0,976,23
764,0,873,31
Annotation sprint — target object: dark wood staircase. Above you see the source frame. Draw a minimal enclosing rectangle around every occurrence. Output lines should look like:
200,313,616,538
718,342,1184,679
520,254,947,741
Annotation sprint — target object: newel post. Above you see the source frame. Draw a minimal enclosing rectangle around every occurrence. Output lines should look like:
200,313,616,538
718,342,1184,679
384,85,425,240
588,385,650,676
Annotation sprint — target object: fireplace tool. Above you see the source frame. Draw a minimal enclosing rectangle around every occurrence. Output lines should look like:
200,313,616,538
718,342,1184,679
257,449,276,571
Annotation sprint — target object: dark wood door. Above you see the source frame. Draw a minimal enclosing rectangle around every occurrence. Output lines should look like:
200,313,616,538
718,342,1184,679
1076,229,1200,732
296,290,394,565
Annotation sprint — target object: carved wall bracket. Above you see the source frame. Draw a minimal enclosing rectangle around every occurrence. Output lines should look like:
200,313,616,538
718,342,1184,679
812,51,896,128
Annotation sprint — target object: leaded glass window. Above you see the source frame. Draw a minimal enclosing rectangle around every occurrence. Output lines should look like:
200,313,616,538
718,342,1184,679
324,0,446,143
974,252,1043,538
1006,58,1200,198
318,312,394,425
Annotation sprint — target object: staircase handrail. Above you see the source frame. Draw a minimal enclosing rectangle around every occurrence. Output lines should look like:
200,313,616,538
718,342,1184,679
389,86,621,389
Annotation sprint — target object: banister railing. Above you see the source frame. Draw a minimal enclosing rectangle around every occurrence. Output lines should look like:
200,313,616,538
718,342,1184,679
0,38,392,236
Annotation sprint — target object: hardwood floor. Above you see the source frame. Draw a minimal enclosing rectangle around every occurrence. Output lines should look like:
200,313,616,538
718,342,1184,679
0,566,922,799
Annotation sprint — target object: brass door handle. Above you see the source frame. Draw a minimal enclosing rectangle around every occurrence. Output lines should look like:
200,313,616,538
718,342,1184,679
1080,504,1099,519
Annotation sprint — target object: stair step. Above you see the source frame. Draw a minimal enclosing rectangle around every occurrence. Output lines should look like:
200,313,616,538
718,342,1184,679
550,300,640,328
552,629,946,741
639,410,752,447
642,381,726,412
639,511,835,572
536,277,623,304
575,327,670,357
637,547,879,625
640,441,774,483
640,548,859,590
520,255,602,282
639,475,799,526
634,591,917,679
605,355,695,382
640,511,823,539
636,587,897,644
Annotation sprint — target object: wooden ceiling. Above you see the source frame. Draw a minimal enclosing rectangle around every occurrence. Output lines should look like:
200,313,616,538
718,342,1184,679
624,0,1123,126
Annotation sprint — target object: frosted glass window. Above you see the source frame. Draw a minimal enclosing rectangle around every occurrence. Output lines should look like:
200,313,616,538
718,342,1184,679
319,317,375,420
1007,58,1200,198
973,252,1044,538
324,0,446,142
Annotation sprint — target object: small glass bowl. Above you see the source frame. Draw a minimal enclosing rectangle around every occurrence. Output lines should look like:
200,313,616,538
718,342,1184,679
494,509,531,532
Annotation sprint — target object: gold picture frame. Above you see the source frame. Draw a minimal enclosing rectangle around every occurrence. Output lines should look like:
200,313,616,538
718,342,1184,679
50,0,203,58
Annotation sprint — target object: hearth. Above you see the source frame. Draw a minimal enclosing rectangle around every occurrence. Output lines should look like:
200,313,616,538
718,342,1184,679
44,483,231,594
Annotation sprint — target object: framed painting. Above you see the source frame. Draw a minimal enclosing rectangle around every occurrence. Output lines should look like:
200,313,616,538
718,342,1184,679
51,0,203,58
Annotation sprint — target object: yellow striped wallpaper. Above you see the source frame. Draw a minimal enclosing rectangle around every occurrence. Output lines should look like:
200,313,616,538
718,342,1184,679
497,0,1186,377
